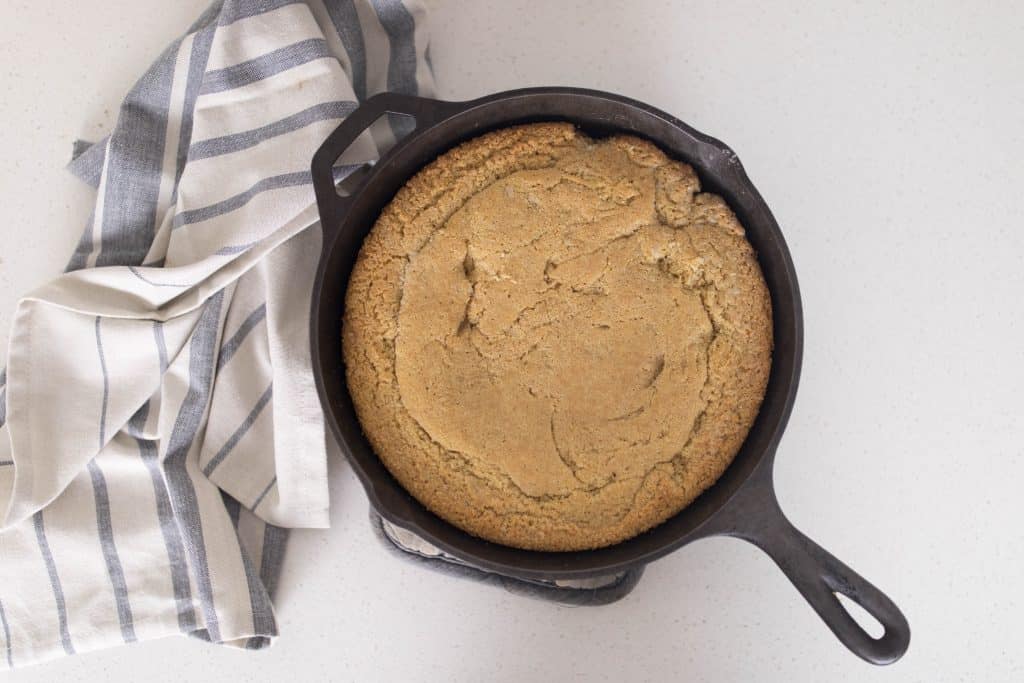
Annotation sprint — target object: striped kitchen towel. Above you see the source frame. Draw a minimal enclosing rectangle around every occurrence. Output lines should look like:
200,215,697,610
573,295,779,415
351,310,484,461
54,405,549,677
0,0,433,670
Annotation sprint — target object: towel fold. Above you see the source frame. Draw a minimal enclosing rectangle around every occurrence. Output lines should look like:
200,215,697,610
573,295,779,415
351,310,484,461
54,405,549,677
0,0,433,669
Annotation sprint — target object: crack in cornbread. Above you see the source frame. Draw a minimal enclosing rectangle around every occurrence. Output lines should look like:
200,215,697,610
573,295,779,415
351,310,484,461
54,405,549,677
343,123,772,551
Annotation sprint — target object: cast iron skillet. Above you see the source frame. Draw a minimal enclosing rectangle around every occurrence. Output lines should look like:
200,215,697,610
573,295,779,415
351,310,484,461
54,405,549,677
310,87,910,665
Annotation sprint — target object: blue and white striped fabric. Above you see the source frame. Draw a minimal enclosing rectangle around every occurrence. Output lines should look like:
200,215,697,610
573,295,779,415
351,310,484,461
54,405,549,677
0,0,433,669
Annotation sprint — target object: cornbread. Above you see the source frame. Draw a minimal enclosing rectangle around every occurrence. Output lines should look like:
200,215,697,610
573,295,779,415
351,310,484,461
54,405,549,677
342,123,772,551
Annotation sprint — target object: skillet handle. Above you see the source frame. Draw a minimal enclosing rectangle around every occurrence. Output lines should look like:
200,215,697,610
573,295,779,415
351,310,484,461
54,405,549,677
311,93,465,238
705,460,910,665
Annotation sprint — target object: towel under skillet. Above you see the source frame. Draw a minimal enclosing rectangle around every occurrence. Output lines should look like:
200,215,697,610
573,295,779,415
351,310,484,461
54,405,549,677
0,0,433,669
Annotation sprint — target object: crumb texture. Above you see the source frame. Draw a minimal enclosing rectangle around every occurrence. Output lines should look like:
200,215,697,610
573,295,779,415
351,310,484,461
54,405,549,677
343,123,772,551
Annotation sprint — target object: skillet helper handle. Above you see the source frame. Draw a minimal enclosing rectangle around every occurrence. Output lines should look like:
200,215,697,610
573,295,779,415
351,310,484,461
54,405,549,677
311,93,464,233
707,464,910,665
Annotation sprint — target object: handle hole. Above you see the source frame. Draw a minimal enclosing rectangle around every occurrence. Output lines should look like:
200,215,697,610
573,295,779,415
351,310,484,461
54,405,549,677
330,112,417,201
835,592,884,639
334,162,375,198
385,111,418,144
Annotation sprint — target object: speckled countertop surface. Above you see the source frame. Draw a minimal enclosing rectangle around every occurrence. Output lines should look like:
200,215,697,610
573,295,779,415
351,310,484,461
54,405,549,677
1,1,1022,681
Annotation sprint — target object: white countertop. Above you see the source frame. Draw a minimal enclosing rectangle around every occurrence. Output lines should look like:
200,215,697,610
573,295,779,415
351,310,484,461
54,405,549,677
2,1,1022,680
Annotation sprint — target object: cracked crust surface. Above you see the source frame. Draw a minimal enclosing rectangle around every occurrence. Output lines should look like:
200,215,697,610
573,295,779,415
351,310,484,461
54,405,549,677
343,123,772,551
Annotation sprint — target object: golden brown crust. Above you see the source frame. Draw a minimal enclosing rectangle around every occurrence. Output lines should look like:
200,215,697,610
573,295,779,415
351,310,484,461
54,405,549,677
343,123,772,551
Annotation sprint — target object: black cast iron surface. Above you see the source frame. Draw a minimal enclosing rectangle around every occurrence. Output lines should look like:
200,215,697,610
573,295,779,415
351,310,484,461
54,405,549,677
371,511,643,607
309,87,910,664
